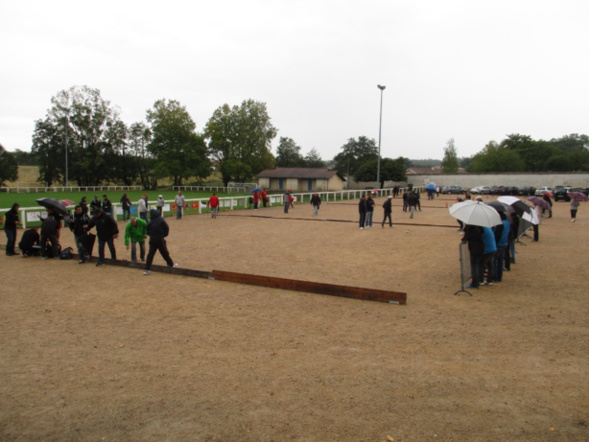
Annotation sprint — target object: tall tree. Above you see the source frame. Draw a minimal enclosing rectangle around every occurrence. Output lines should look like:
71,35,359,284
146,99,210,187
275,137,304,167
354,157,406,188
304,148,325,168
31,117,63,186
332,136,378,177
47,85,125,185
0,144,18,186
128,122,157,190
469,141,525,172
441,138,459,174
204,99,277,186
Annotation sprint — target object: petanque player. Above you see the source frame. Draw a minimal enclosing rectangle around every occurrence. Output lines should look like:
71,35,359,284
144,209,178,275
125,217,147,263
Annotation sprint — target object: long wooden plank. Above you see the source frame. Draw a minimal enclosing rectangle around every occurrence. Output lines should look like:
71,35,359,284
211,270,407,305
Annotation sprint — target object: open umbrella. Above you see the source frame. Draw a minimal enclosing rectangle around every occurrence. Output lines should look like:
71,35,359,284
486,201,514,222
497,195,520,205
568,192,589,202
497,196,534,218
426,183,436,190
526,196,551,210
449,200,502,228
36,197,68,216
60,199,75,207
251,188,262,193
522,208,540,225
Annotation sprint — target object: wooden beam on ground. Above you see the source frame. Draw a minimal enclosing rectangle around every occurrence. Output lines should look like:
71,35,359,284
211,270,407,305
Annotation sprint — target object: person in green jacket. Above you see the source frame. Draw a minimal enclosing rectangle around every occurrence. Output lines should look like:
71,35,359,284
125,217,147,262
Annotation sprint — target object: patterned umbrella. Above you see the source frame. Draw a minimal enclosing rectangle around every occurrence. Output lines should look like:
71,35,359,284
526,196,551,210
568,192,589,202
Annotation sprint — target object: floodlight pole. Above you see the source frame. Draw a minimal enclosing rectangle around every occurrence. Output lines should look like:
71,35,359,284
377,84,386,186
64,110,69,188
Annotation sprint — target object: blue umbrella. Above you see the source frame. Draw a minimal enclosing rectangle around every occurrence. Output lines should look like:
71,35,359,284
251,188,262,193
426,183,436,190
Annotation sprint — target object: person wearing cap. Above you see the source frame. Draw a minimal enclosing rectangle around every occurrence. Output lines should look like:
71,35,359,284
381,195,393,228
156,195,165,216
138,194,148,221
310,193,321,216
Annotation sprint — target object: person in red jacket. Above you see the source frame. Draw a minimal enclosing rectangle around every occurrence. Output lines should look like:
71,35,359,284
261,188,268,208
253,191,260,210
207,193,220,219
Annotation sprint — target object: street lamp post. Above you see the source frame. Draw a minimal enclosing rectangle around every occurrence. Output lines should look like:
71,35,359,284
377,84,386,187
64,111,69,188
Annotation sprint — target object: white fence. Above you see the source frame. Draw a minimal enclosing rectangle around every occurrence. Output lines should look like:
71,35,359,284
173,186,246,193
1,186,424,229
0,185,142,194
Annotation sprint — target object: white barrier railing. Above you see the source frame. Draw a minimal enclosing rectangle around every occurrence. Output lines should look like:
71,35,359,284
0,185,142,194
1,187,426,229
173,186,246,193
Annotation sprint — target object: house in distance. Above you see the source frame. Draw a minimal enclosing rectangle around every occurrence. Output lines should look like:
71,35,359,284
257,168,346,192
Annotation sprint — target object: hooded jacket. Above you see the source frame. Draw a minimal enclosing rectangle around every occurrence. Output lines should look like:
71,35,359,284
87,211,119,239
147,209,169,239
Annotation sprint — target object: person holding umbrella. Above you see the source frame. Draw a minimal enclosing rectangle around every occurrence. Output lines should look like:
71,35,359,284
4,203,22,256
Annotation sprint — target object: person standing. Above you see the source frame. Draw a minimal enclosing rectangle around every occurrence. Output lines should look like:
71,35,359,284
253,191,260,210
69,205,91,263
310,193,321,216
79,196,89,215
462,224,484,289
138,194,148,221
90,195,101,213
480,226,497,285
381,195,393,228
207,193,220,218
120,194,132,221
125,217,147,262
261,188,268,208
174,191,185,219
542,192,553,218
283,190,291,214
365,193,375,227
406,190,418,219
102,195,113,216
144,209,178,275
493,212,510,282
358,195,367,229
157,195,165,216
570,196,580,222
4,203,22,256
87,209,119,266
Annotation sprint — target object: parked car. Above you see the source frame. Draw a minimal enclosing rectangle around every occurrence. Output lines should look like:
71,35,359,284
470,186,491,195
553,186,573,201
535,186,552,196
441,185,465,195
517,186,536,196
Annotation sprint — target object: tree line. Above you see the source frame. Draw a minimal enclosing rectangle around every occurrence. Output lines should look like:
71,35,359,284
1,85,587,188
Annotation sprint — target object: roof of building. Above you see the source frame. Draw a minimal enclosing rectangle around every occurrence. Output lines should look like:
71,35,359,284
257,168,346,180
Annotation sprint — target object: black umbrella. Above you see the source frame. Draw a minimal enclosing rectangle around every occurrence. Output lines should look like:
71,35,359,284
486,201,514,223
36,197,68,216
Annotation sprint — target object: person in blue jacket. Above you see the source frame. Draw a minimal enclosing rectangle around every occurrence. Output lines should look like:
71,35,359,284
480,226,497,286
493,213,511,282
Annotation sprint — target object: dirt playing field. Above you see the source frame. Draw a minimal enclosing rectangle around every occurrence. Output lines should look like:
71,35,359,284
1,195,588,441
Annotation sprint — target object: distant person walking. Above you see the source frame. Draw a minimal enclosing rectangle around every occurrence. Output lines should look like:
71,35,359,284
120,194,132,221
570,196,580,222
283,190,291,214
358,195,367,229
207,193,220,218
381,195,393,228
406,191,418,219
157,195,165,216
4,203,22,256
144,209,178,275
310,193,321,216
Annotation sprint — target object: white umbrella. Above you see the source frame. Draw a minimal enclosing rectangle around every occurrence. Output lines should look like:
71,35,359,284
497,196,520,205
522,208,540,225
449,200,502,228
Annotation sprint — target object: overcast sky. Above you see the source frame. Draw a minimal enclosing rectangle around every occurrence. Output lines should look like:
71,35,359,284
1,0,588,161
